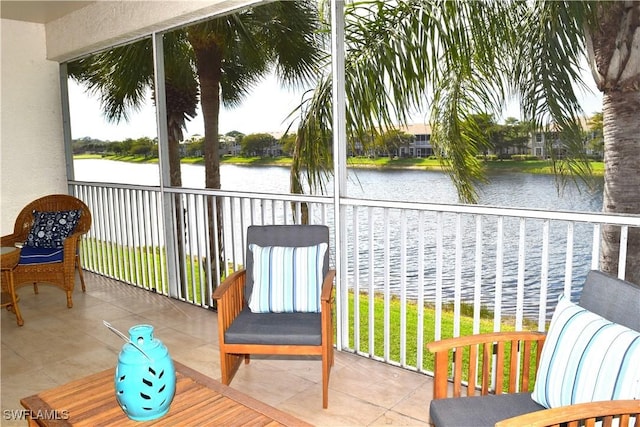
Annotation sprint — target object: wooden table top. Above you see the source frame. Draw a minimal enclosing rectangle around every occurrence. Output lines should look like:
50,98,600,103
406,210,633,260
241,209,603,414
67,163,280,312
20,360,311,426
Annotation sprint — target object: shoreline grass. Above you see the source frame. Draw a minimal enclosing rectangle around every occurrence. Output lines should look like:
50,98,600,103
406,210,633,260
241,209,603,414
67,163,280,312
74,154,604,177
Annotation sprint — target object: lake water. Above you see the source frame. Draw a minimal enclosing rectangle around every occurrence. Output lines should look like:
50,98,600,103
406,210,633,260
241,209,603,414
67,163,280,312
74,159,603,211
74,159,604,316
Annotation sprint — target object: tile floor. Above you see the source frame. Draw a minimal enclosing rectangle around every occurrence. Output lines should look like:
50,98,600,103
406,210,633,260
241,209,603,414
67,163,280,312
1,273,434,426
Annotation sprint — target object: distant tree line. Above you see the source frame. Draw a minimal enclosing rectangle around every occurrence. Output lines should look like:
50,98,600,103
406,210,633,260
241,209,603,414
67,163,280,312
72,136,159,158
72,130,297,159
73,113,603,161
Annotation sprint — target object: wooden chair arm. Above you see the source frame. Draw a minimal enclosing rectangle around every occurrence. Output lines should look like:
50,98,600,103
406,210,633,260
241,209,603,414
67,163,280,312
321,269,336,302
496,400,640,427
427,331,546,399
212,270,246,333
427,331,547,353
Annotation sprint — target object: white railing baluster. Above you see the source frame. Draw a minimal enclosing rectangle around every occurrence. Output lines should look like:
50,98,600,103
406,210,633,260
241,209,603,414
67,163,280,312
96,187,107,276
211,195,222,289
143,190,153,290
516,218,526,330
383,208,390,362
114,188,124,279
564,222,574,297
400,210,407,366
473,215,482,334
435,211,443,341
539,220,550,331
368,206,375,358
494,216,504,332
591,223,600,270
417,211,425,371
454,213,462,337
353,206,360,352
618,225,628,279
126,189,135,283
157,191,167,295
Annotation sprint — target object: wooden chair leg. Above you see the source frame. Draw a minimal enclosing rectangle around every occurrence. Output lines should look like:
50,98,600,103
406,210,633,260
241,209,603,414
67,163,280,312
33,282,38,294
331,344,335,366
322,352,330,409
220,351,243,385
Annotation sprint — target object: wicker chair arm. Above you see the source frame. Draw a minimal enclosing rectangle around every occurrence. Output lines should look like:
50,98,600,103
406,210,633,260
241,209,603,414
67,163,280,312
212,270,246,332
62,233,84,274
496,399,640,427
427,331,547,399
1,233,23,247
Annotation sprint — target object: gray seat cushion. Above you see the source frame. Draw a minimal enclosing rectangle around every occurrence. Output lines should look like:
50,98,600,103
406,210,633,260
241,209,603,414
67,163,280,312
429,393,545,427
578,270,640,331
224,307,321,346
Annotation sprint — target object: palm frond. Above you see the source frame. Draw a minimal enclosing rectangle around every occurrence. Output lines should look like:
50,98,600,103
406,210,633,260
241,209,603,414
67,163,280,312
513,0,598,191
68,38,155,123
294,0,600,202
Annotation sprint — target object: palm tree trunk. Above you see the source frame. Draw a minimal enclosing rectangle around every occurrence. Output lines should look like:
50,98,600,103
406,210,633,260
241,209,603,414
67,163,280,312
189,38,225,303
290,134,309,224
167,117,188,297
600,90,640,283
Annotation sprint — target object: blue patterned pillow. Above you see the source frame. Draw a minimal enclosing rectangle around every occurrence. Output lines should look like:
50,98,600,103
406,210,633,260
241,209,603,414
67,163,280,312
26,210,82,248
532,295,640,408
248,243,327,313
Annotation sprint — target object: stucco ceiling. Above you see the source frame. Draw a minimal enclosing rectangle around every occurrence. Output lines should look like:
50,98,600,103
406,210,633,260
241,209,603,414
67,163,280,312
1,1,94,24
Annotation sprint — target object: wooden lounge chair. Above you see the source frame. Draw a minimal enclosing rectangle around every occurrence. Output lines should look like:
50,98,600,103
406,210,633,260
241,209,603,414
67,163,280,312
427,270,640,427
1,194,91,308
212,224,335,408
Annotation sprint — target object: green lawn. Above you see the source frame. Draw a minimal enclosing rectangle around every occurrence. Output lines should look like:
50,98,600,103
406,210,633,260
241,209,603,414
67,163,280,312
346,291,540,390
84,237,540,390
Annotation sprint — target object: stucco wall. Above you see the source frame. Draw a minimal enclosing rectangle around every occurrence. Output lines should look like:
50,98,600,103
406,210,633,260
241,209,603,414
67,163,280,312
1,19,68,235
0,0,261,235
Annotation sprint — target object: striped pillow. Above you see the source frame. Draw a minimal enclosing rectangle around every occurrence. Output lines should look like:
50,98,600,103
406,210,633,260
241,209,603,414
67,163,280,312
532,295,640,408
247,243,327,313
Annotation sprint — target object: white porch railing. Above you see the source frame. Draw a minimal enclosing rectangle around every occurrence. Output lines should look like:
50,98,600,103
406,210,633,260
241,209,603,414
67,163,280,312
71,181,640,374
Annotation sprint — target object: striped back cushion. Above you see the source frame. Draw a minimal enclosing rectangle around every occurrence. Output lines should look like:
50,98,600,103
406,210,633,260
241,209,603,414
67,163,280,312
247,243,328,313
532,295,640,408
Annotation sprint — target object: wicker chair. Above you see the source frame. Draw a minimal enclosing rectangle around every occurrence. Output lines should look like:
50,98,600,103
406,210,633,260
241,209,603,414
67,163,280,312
0,194,91,308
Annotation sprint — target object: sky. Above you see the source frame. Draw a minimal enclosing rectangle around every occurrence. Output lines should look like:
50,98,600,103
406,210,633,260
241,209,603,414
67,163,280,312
68,72,311,141
68,69,604,142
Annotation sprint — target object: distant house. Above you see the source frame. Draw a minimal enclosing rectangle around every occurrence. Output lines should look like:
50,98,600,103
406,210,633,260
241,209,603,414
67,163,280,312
265,131,285,157
397,123,434,157
220,134,241,156
529,131,554,158
527,117,591,159
345,123,433,158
